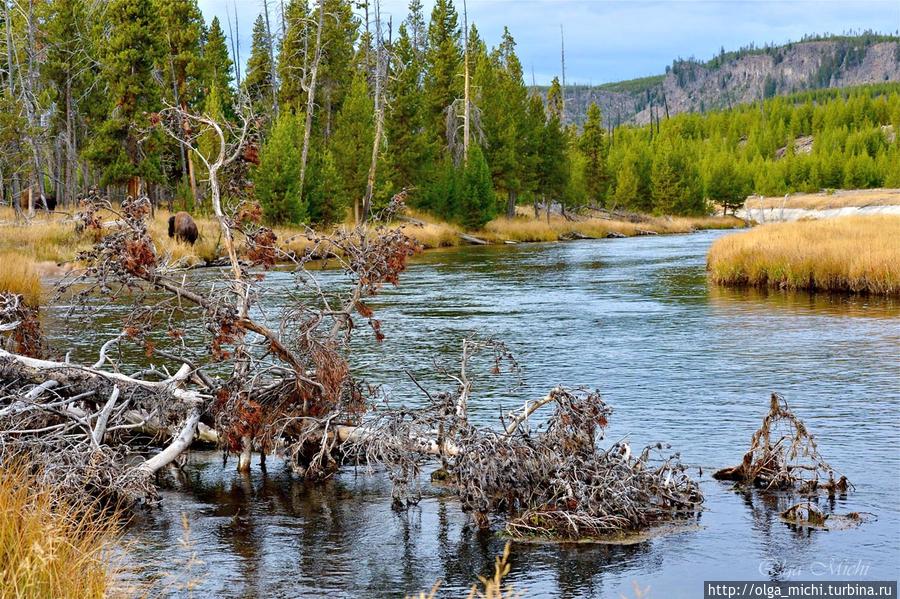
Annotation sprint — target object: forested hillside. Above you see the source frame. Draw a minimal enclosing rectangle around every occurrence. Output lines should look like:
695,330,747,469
545,33,900,127
0,0,898,227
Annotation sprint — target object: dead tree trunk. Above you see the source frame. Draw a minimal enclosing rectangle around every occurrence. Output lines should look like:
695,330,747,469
361,0,385,223
298,0,324,206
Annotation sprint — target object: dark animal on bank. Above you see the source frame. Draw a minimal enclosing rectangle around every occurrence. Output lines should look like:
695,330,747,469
168,211,199,245
35,195,57,211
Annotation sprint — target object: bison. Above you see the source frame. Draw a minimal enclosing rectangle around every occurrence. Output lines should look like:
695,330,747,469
168,211,199,245
37,195,57,211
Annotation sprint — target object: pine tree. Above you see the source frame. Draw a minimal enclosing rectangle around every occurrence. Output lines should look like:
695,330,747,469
278,0,310,111
330,70,374,221
613,153,641,210
204,17,235,116
458,145,495,228
89,0,164,194
244,15,275,109
579,102,608,206
157,0,205,109
479,27,528,218
40,0,97,205
537,102,568,211
254,111,306,224
157,0,205,198
385,23,429,197
316,0,358,138
423,0,462,147
305,148,343,225
405,0,427,60
705,155,744,215
546,76,563,121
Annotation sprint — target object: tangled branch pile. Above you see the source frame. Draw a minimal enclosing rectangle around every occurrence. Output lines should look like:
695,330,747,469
346,340,703,541
714,393,851,495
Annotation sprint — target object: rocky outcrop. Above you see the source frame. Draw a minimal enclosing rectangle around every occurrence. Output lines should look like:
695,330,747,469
548,37,900,127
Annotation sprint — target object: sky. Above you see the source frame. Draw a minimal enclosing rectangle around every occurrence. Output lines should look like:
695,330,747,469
197,0,900,85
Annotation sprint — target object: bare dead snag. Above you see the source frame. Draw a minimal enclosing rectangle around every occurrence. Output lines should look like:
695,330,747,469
344,338,703,540
714,393,852,496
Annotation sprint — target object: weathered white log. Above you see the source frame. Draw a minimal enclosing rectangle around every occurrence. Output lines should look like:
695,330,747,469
93,333,125,369
136,409,201,475
458,232,489,245
0,349,205,405
91,385,120,446
237,435,252,472
505,392,555,436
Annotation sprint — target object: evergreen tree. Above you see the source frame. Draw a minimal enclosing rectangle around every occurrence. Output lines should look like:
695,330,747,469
579,102,608,206
316,0,358,138
244,15,275,109
423,0,462,146
278,0,309,111
405,0,427,60
330,70,374,221
305,148,343,225
254,111,306,224
157,0,205,110
546,76,563,121
88,0,164,193
613,153,641,210
536,104,568,210
479,27,528,218
203,17,235,116
705,155,745,215
385,23,429,196
458,145,495,228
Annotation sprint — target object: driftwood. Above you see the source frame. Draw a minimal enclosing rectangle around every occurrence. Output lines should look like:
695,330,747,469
714,393,851,495
458,232,489,245
344,338,703,540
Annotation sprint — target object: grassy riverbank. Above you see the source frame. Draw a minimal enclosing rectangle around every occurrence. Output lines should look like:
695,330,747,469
0,461,122,599
707,215,900,295
0,205,743,269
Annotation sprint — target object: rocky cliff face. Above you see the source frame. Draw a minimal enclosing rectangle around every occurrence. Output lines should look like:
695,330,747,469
549,38,900,127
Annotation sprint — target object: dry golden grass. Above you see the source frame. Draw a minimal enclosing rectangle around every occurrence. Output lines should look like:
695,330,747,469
0,459,123,599
746,188,900,210
0,252,42,306
0,207,93,263
480,213,743,243
707,215,900,295
1,202,743,270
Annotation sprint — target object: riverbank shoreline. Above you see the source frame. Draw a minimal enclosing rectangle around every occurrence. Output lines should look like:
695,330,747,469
0,205,745,274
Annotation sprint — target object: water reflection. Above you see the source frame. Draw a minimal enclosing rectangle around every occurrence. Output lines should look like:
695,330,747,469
708,285,900,318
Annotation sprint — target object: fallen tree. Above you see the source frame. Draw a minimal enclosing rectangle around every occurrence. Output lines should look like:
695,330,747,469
1,102,704,540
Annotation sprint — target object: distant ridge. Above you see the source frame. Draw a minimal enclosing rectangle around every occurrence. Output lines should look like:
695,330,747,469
535,32,900,127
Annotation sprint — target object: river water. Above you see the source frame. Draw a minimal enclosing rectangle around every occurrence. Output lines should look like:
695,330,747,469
49,230,900,597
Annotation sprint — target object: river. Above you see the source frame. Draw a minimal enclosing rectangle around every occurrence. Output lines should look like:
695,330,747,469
48,229,900,598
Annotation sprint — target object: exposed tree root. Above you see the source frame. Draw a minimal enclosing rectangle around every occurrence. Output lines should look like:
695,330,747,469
714,393,851,495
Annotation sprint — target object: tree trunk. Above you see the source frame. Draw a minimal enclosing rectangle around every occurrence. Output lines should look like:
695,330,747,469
506,189,517,219
297,0,324,203
361,0,385,223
